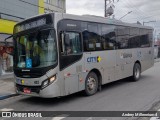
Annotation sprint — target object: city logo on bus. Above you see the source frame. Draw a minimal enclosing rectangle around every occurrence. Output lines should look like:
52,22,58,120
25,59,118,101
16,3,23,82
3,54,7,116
87,56,102,63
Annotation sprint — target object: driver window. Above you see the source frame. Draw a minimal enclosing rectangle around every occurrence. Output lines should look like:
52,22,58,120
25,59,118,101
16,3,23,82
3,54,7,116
61,32,82,55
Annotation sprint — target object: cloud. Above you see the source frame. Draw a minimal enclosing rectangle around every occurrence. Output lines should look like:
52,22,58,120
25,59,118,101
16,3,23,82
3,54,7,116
66,0,104,16
66,0,160,35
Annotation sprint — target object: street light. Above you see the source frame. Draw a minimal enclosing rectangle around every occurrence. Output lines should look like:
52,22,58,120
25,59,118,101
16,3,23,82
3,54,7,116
143,20,156,26
119,11,132,20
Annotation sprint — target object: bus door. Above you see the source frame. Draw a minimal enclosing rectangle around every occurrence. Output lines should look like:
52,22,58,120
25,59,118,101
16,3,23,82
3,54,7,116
102,50,117,83
59,31,84,95
115,27,131,80
115,50,124,80
146,30,154,68
100,24,117,83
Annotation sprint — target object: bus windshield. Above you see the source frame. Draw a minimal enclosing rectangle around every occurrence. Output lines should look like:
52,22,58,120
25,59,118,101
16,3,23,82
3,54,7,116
14,29,57,69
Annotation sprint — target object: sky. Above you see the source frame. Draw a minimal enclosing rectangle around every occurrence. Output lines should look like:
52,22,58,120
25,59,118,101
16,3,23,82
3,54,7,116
66,0,160,37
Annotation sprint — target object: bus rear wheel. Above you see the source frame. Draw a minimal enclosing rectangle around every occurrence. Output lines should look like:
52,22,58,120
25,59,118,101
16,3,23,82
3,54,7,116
132,63,141,81
84,72,98,96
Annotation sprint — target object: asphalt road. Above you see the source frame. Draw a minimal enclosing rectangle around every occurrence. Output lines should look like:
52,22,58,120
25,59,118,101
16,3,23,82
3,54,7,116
1,62,160,120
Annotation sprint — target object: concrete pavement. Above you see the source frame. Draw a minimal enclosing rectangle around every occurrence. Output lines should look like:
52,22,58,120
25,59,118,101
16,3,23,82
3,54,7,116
0,73,17,100
155,58,160,63
0,73,14,80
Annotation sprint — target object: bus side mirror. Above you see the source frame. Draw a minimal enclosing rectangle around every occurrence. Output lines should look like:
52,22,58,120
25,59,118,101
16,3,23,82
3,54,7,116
64,34,70,46
4,35,13,56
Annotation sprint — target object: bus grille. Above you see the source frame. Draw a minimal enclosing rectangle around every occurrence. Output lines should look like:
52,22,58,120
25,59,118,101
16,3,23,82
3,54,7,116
16,84,41,93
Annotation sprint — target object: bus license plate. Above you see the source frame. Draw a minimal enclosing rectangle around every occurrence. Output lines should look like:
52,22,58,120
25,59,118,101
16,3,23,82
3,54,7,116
23,88,31,94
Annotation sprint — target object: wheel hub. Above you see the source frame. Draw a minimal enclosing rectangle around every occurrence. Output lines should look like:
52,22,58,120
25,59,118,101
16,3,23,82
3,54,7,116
87,77,96,91
135,67,140,79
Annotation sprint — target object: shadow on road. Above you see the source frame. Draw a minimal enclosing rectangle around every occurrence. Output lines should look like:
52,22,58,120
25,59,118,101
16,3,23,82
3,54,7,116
101,74,152,91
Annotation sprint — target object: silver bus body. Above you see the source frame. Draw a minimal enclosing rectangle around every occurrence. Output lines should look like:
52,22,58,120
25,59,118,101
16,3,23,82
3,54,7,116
14,13,154,98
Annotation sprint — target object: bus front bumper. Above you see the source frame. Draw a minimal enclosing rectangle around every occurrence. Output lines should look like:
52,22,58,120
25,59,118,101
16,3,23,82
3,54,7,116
15,81,61,98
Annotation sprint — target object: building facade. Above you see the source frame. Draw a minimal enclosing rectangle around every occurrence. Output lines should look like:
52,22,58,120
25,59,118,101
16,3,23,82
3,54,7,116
44,0,66,13
0,0,66,75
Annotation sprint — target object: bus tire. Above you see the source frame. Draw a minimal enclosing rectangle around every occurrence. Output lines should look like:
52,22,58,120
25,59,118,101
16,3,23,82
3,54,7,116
84,72,98,96
132,63,141,81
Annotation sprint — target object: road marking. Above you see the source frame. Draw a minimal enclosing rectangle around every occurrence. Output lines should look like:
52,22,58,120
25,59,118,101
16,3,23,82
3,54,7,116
0,108,14,111
86,117,93,120
52,114,69,120
150,109,160,120
150,117,160,120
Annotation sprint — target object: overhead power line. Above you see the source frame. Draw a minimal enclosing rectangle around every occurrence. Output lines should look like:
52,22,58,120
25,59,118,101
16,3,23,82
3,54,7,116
117,0,160,22
120,0,146,20
113,0,154,21
119,11,132,20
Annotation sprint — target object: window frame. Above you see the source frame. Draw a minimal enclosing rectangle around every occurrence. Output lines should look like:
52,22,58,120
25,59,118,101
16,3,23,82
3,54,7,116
60,31,83,56
101,24,116,50
14,28,58,69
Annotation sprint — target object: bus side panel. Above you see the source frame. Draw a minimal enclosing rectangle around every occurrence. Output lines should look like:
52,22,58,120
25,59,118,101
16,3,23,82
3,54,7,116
116,49,133,80
140,47,154,72
84,51,116,85
61,58,85,95
78,69,88,91
102,50,117,83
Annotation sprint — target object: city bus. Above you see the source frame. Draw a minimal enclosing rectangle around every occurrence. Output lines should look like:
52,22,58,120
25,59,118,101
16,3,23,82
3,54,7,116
6,13,154,98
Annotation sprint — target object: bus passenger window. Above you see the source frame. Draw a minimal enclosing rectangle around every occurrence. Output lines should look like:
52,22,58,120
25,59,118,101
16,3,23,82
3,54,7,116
102,25,116,50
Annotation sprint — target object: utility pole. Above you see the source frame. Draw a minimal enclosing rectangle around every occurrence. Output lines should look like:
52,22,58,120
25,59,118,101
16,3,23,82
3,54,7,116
104,0,119,17
104,0,113,17
105,0,107,17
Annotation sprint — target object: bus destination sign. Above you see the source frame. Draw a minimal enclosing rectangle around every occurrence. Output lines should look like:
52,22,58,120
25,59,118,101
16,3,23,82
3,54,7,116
15,18,46,33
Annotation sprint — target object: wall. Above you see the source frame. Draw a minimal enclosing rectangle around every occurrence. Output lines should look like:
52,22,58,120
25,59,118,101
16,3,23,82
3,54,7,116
0,19,16,34
44,0,66,13
0,0,40,22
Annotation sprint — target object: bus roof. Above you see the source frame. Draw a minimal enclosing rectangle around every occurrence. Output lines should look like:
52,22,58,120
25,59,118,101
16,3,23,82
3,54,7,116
15,12,153,30
55,12,153,30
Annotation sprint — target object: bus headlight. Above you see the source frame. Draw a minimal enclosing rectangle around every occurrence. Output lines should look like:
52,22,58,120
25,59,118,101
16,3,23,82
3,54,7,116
41,75,56,89
50,76,56,83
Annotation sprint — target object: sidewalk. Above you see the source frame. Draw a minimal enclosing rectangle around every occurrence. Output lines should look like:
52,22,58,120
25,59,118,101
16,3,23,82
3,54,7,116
0,73,15,95
154,58,160,63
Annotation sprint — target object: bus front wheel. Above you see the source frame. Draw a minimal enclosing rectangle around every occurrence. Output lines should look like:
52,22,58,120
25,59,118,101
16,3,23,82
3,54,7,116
132,63,141,81
84,72,98,96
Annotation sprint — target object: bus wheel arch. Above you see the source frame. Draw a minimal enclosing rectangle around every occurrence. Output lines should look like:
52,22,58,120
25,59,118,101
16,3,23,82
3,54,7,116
135,61,141,70
84,69,102,96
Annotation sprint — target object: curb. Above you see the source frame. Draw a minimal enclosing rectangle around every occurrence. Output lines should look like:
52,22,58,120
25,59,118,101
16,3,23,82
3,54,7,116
0,93,19,100
154,59,160,63
0,75,14,80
